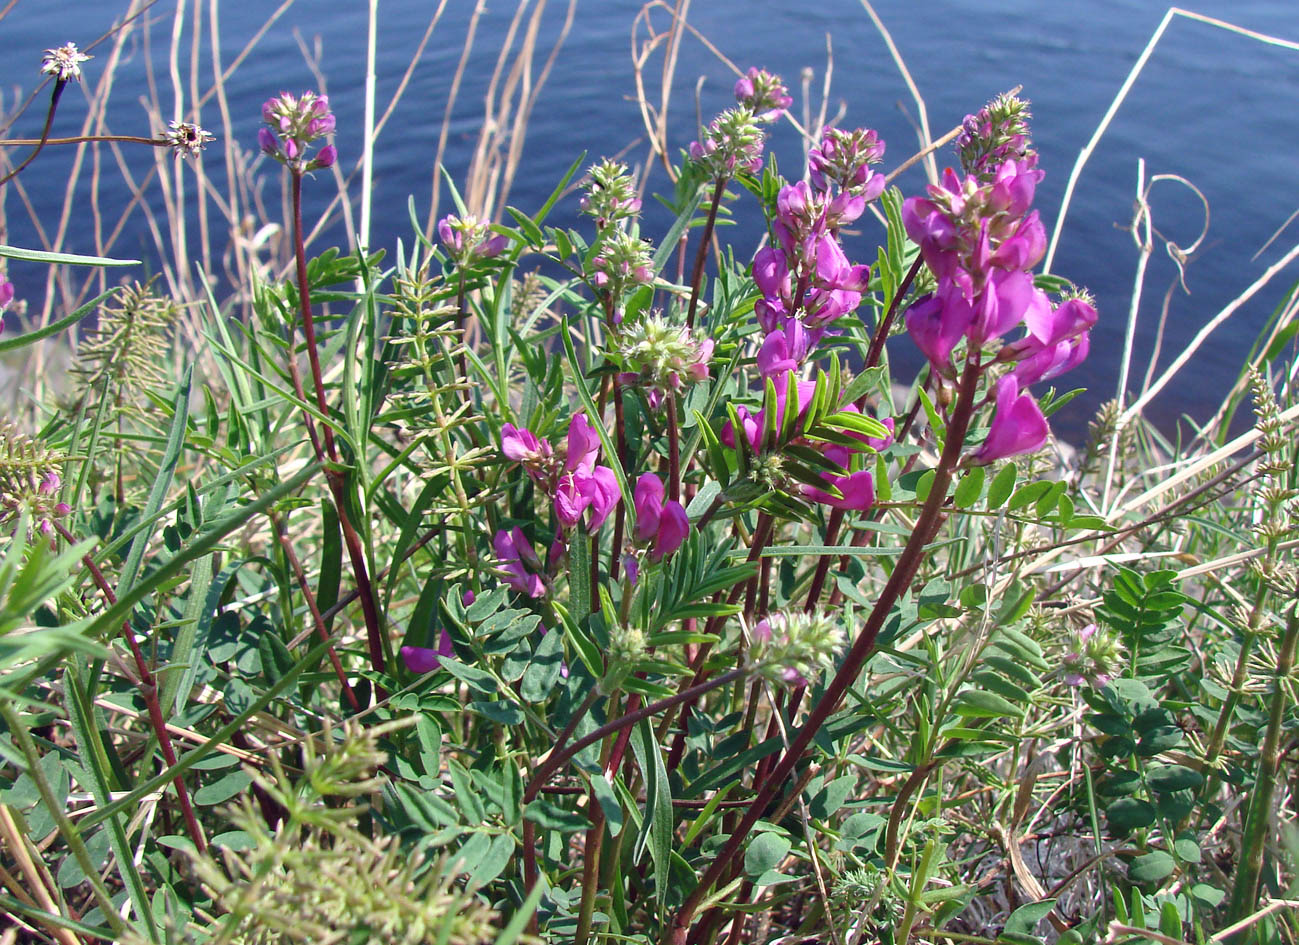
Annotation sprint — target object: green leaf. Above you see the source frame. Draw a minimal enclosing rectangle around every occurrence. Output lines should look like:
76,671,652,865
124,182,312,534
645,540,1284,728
0,288,118,353
0,244,139,267
1007,480,1052,511
590,772,624,837
494,878,545,945
953,689,1024,719
520,628,565,702
1106,797,1157,832
1147,764,1204,793
1190,883,1225,908
809,775,856,819
470,700,524,726
953,466,986,508
505,206,545,248
194,770,252,806
1003,899,1056,937
1128,850,1176,884
437,658,497,694
968,671,1031,706
744,831,791,877
986,462,1018,510
631,721,672,915
524,798,590,832
466,833,515,890
1137,726,1184,756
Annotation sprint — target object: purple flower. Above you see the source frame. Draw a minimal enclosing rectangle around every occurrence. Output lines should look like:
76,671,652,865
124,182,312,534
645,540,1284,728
631,471,690,561
622,553,640,585
501,423,551,464
651,500,689,562
967,269,1049,348
1003,295,1097,385
803,468,876,511
753,247,790,301
808,127,886,201
582,466,620,530
401,629,455,674
972,375,1049,464
313,144,337,170
0,274,13,315
259,90,335,170
1020,295,1098,349
904,291,970,373
564,413,601,474
633,473,665,542
554,466,619,532
757,330,798,378
1012,333,1090,387
733,67,792,122
494,528,546,597
438,214,510,265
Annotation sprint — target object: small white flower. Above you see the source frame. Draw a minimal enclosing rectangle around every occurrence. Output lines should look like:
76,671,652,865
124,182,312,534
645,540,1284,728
41,42,91,82
164,120,215,159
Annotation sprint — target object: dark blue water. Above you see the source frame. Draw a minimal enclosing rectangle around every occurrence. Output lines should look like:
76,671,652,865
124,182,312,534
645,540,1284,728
6,1,1299,438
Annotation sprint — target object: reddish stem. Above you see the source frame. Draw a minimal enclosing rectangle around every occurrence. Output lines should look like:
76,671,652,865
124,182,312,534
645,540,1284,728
290,169,387,678
666,355,983,944
685,179,727,329
53,521,207,854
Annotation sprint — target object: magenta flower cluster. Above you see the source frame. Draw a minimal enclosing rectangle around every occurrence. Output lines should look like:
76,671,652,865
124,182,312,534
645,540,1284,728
502,413,620,536
902,101,1096,463
632,473,689,563
437,214,508,266
753,126,884,378
689,68,789,181
720,127,891,511
733,67,793,122
258,91,336,171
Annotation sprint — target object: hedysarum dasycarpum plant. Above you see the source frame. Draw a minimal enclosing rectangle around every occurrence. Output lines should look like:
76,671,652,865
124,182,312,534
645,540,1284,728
17,42,1297,945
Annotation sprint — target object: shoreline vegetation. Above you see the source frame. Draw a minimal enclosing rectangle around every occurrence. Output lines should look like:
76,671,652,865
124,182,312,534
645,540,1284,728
0,4,1296,945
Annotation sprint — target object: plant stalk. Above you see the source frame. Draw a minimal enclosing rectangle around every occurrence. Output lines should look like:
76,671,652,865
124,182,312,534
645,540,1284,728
666,354,983,944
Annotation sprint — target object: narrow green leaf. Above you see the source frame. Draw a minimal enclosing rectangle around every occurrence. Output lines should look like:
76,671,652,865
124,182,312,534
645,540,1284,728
0,244,139,266
0,289,118,353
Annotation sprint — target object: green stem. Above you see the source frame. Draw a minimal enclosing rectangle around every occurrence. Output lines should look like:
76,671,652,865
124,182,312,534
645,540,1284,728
0,700,131,939
1226,598,1299,928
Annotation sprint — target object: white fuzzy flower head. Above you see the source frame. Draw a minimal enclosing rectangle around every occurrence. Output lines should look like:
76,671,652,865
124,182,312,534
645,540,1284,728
164,120,215,159
41,42,91,82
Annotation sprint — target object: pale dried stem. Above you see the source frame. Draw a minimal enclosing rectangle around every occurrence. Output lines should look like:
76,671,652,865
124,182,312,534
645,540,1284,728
1045,7,1299,275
